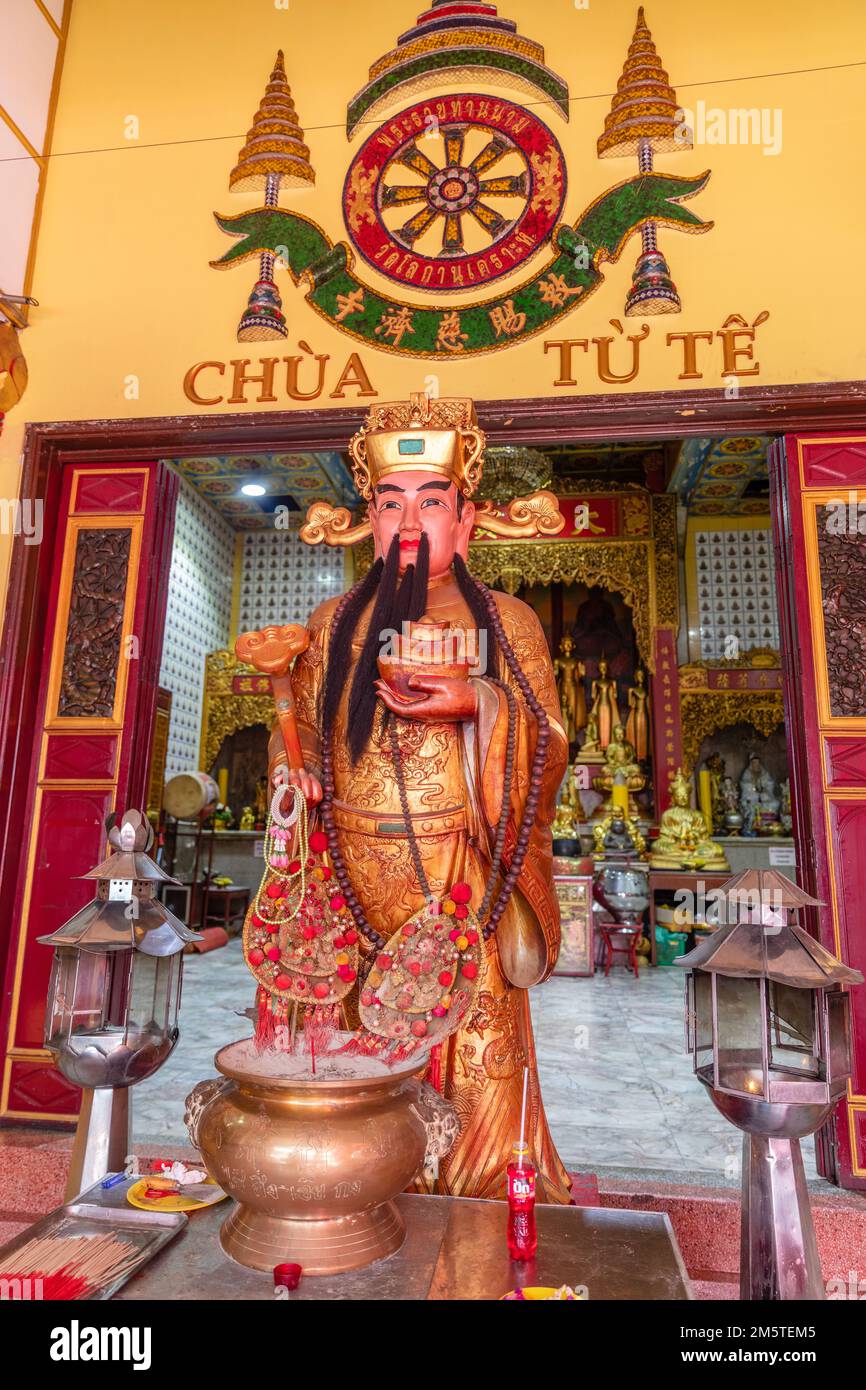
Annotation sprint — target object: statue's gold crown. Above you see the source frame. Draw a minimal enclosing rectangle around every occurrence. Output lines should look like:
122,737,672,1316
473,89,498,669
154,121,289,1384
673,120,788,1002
348,392,485,502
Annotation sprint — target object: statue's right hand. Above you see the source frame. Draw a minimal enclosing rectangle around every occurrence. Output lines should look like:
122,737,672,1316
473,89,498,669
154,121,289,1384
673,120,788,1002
287,767,323,805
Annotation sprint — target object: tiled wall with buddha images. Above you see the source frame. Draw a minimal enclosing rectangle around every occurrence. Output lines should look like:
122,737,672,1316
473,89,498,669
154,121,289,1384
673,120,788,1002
237,524,345,633
694,527,780,661
160,478,234,778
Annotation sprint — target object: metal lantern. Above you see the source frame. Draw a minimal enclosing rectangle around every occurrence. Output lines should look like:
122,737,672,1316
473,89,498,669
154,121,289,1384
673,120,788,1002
678,869,862,1301
39,810,200,1197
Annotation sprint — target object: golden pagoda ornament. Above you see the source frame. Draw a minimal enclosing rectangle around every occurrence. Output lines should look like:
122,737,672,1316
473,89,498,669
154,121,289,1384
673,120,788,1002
230,51,315,341
598,7,689,315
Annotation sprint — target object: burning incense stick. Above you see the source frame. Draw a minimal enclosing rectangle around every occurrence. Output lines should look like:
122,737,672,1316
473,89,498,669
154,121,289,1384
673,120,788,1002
517,1066,529,1168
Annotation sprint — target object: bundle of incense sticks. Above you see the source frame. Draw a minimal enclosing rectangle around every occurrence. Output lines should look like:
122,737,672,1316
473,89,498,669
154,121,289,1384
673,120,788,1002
0,1230,142,1299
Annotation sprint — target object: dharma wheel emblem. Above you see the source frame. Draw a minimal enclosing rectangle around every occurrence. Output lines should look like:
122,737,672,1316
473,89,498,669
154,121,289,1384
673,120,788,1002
342,97,566,292
213,9,713,356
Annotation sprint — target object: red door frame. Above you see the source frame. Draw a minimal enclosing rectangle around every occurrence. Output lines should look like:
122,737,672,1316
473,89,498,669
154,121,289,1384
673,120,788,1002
771,434,866,1189
1,380,865,1135
0,459,178,1118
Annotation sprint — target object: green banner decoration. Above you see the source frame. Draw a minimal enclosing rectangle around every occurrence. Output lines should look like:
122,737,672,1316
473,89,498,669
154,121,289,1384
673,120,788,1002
211,171,712,358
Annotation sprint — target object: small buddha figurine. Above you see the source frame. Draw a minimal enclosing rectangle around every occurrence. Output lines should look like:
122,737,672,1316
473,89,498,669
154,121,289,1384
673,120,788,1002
591,723,646,817
624,668,650,763
553,635,581,743
574,658,588,733
551,798,577,843
239,805,255,832
578,713,605,763
593,809,647,859
649,768,730,870
589,657,621,751
552,763,583,843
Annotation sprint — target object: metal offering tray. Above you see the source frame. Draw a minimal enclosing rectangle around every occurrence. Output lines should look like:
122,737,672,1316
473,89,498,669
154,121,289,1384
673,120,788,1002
0,1177,187,1300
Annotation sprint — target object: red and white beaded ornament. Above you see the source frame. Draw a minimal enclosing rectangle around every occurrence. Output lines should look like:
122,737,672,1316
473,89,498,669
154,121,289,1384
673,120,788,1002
358,879,482,1044
242,785,358,1046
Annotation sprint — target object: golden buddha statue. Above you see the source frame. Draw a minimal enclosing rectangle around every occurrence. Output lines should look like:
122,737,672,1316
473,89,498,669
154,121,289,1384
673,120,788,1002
624,668,650,763
551,799,577,842
553,635,581,743
552,762,585,842
648,767,730,870
577,713,604,763
239,805,255,831
591,723,646,817
588,656,621,751
574,658,587,733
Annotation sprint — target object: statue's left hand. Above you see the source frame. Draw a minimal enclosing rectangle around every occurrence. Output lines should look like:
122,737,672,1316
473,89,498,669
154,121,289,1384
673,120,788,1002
375,674,478,722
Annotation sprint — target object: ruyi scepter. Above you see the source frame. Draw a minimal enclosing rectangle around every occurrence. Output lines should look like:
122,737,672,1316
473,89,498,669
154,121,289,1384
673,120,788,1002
235,625,359,1047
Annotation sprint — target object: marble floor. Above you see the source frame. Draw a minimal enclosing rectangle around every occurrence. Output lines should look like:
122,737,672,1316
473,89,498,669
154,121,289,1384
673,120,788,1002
134,939,818,1184
530,967,818,1184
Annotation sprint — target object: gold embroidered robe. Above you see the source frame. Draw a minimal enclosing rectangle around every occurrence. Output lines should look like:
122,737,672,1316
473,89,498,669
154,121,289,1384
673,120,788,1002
269,576,572,1203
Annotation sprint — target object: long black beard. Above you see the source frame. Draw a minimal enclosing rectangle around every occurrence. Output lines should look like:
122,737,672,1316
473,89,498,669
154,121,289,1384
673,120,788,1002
321,555,383,737
325,533,430,764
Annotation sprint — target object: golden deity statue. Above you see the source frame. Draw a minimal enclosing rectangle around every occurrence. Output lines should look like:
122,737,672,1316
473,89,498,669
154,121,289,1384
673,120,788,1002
552,762,585,841
239,805,255,831
268,393,572,1204
705,751,725,834
578,713,605,763
648,767,730,870
624,667,650,763
574,658,587,732
551,798,577,842
588,657,621,751
592,808,646,858
591,723,646,817
553,635,581,743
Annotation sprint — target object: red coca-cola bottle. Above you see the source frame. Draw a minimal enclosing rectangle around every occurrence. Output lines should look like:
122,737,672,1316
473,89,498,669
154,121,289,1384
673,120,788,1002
506,1141,537,1260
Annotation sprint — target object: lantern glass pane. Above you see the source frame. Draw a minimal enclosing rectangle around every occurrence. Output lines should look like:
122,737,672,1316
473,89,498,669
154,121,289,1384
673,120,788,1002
126,954,170,1042
45,948,110,1051
694,970,714,1072
715,974,764,1094
826,991,852,1085
768,981,818,1076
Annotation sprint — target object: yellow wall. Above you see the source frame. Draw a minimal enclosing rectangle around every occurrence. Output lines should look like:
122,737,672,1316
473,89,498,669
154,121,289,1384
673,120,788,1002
3,0,866,585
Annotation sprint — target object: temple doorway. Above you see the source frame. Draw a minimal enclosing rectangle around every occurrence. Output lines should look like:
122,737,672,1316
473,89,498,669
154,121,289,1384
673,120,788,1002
125,433,795,1190
5,416,862,1195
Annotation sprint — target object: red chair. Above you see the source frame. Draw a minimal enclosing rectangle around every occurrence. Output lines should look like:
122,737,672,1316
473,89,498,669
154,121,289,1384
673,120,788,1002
598,922,643,978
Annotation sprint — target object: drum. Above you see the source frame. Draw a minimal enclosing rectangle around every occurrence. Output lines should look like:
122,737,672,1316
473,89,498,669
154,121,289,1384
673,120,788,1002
163,771,219,819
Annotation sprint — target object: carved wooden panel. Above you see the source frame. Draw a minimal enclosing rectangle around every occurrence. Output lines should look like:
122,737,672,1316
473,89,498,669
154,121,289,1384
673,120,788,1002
816,519,866,718
57,528,131,718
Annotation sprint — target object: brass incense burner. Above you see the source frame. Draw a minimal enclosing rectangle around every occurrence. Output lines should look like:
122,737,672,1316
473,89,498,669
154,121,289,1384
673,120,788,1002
187,1042,455,1275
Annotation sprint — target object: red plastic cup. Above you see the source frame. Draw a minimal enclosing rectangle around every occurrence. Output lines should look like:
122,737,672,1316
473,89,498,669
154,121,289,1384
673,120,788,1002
273,1263,302,1291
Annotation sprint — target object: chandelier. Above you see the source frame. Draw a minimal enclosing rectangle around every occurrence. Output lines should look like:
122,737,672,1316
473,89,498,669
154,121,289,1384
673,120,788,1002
477,447,552,506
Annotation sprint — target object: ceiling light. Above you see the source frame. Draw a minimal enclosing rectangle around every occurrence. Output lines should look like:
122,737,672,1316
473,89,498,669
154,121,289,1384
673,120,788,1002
241,483,266,497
